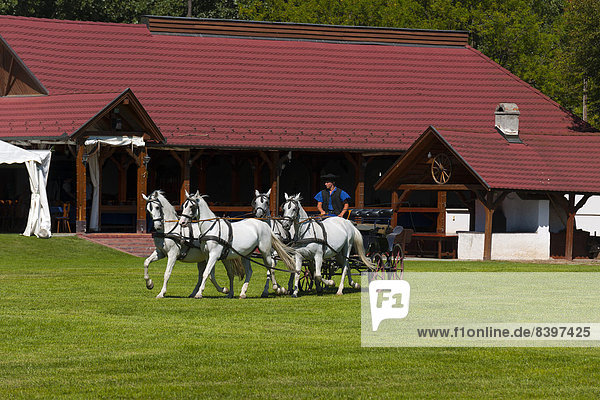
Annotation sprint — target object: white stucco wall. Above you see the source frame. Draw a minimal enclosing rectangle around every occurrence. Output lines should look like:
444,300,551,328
446,208,470,234
458,195,550,260
458,231,550,260
574,195,600,236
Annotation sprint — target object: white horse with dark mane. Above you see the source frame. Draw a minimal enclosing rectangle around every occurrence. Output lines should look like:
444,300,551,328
179,191,296,299
281,193,373,297
142,190,244,298
251,189,295,293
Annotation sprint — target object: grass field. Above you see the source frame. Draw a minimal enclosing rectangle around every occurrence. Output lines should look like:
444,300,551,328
2,234,600,399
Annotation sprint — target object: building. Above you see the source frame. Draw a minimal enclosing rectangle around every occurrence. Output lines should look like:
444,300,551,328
1,15,598,259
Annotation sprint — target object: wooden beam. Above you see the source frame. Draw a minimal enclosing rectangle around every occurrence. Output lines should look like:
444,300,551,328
565,194,575,261
180,151,190,204
437,191,447,233
397,184,479,191
483,199,494,260
136,148,148,233
75,145,87,233
391,191,399,227
3,55,14,96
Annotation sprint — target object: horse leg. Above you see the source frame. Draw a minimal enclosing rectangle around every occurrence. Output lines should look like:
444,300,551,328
157,250,178,298
195,252,219,299
143,249,164,290
189,260,206,298
239,258,253,299
209,264,229,294
336,252,349,296
266,252,286,295
314,252,335,287
343,249,360,290
223,260,235,298
292,253,303,298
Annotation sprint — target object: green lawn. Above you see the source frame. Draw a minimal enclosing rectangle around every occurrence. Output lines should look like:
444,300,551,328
1,234,600,399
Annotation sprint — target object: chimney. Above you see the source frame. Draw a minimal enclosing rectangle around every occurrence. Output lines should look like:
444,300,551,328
495,103,522,143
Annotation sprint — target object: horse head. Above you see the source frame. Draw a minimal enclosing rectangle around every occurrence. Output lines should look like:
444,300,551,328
252,189,271,218
281,192,302,230
143,190,165,231
179,190,198,227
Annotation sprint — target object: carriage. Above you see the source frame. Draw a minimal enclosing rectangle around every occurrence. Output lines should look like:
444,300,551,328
294,208,411,293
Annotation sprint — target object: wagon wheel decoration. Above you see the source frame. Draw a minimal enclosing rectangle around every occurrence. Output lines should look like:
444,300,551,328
431,153,452,184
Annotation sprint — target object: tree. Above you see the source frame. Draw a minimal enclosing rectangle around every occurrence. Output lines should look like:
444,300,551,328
560,0,600,126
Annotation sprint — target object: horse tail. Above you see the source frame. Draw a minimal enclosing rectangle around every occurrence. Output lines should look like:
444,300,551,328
270,232,297,272
224,258,245,280
352,225,375,270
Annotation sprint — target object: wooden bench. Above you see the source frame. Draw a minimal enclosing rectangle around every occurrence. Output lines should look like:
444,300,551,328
407,233,458,259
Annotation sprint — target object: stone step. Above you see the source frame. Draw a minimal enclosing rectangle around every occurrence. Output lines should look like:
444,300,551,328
78,233,155,258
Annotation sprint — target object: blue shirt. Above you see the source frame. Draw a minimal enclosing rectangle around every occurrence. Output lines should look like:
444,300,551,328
314,187,351,213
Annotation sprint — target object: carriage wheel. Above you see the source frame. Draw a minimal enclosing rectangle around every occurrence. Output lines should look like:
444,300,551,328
390,244,405,280
298,264,314,292
369,253,387,281
431,153,452,184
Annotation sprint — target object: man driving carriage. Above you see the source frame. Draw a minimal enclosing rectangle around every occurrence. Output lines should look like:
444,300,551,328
314,173,350,218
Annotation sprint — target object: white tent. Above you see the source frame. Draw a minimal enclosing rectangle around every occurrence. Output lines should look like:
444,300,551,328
0,140,52,238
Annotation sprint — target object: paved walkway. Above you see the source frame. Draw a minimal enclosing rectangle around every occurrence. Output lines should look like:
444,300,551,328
78,233,155,258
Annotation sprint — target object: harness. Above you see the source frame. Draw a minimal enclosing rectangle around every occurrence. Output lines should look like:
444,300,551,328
284,199,337,256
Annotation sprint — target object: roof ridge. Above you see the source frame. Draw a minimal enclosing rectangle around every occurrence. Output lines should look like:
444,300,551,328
0,14,146,29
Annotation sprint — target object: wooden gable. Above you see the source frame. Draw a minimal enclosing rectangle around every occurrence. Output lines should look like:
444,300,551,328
70,89,165,144
0,37,47,96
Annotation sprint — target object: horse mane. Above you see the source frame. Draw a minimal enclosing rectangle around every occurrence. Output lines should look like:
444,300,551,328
192,192,216,219
153,190,178,220
291,193,309,220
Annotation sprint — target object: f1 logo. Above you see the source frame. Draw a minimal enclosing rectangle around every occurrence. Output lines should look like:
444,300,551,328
369,279,410,331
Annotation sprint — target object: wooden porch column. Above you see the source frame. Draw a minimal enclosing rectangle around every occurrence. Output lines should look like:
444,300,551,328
391,191,399,227
480,191,509,261
136,148,148,233
76,144,87,233
260,151,278,215
345,153,365,208
483,201,494,261
437,191,447,233
549,193,591,260
170,150,190,204
181,151,190,203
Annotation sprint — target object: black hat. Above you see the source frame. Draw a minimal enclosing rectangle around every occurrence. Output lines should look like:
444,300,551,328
320,173,338,182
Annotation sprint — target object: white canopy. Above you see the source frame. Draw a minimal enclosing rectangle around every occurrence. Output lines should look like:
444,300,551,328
0,140,52,238
0,140,43,164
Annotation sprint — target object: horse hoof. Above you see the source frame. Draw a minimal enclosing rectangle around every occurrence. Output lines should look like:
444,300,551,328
336,291,344,296
222,287,229,294
261,292,269,298
275,287,282,295
194,294,203,299
146,279,154,290
239,294,247,299
227,293,234,299
291,293,298,298
353,283,361,290
156,293,164,299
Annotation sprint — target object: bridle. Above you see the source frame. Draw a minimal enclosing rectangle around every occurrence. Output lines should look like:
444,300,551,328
180,198,198,224
281,199,300,228
252,194,270,218
146,198,164,226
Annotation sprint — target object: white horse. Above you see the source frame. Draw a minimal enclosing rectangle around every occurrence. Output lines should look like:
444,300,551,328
252,189,295,293
179,191,296,299
281,193,373,297
142,190,244,298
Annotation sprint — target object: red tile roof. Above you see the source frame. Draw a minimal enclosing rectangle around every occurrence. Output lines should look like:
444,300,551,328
0,15,596,152
441,128,600,193
378,126,600,193
0,91,126,139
